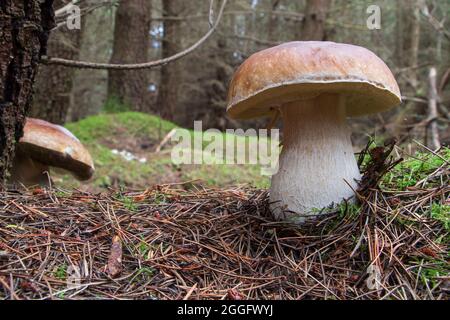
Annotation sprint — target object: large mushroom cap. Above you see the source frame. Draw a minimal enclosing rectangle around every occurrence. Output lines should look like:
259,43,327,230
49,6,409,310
227,41,401,119
18,118,95,181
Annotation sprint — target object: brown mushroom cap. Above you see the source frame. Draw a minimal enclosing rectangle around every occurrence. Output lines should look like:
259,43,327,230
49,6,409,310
18,118,95,181
227,41,401,119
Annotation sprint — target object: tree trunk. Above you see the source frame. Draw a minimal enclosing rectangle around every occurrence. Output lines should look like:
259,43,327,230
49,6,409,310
301,0,330,40
108,0,151,112
69,2,114,122
395,0,421,100
157,0,185,121
267,0,280,42
408,0,421,88
0,0,55,184
394,0,404,66
31,0,81,124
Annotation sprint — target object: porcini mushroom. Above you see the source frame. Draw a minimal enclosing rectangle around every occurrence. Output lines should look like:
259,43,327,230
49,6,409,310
10,118,95,186
226,41,401,222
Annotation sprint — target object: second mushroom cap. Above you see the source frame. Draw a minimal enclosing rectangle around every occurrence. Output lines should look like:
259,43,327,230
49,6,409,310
18,118,95,181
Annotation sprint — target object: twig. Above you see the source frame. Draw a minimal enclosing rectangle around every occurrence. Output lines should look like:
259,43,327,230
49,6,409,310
155,129,177,153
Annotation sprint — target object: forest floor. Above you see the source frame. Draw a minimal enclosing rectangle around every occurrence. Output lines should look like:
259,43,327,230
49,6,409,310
60,112,269,191
0,133,448,299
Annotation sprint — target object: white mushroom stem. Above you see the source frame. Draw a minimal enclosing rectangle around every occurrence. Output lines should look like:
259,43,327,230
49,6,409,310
270,93,361,222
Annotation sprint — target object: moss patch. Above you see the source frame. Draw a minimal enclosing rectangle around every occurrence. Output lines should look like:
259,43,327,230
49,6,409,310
60,112,270,191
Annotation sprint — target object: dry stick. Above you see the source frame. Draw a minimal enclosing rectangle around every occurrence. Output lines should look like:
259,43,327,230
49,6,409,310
426,67,441,151
209,0,215,27
183,283,198,300
41,0,228,70
155,129,177,153
401,96,428,105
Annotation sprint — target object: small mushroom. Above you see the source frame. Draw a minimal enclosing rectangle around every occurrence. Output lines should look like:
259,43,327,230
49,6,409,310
10,118,95,186
226,41,401,222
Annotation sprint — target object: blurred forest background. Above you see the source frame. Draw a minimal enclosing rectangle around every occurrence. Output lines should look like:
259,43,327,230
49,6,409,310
32,0,450,143
27,0,450,189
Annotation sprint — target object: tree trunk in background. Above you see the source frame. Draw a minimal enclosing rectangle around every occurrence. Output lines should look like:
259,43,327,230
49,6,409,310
0,0,55,184
69,3,115,122
157,0,185,121
395,0,404,66
408,0,421,89
396,0,420,87
31,0,81,124
108,0,151,112
301,0,330,40
268,0,281,42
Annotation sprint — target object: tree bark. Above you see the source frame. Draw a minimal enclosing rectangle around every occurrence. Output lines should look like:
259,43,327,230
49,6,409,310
31,0,81,124
301,0,330,40
0,0,55,184
108,0,151,112
157,0,185,121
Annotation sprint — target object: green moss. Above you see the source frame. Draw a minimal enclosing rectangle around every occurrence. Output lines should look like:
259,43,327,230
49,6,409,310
131,267,156,284
414,258,450,289
382,147,449,190
430,203,450,231
60,111,270,191
116,194,138,212
65,111,177,144
103,96,130,113
137,241,150,256
54,264,67,280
